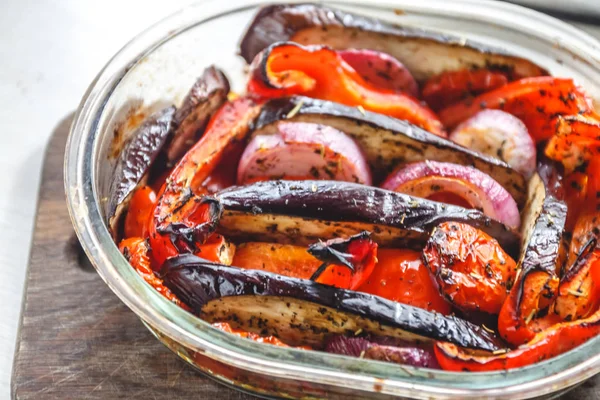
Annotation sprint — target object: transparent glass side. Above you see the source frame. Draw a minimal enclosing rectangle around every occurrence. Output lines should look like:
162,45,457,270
65,0,600,398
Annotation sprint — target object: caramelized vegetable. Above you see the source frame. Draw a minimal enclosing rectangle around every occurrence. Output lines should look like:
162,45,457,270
422,222,517,314
554,240,600,321
161,254,502,351
545,115,600,175
123,186,157,239
239,3,547,81
381,161,520,229
422,69,509,111
248,42,446,137
118,237,187,308
439,77,592,142
167,66,230,162
337,49,419,96
498,174,567,345
255,97,527,204
567,158,600,265
307,232,378,289
358,249,451,315
149,97,262,265
232,242,364,289
435,307,600,371
108,106,176,236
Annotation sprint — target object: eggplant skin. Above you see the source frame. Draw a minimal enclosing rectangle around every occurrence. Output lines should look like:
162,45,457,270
239,3,547,81
161,254,502,352
515,173,567,302
254,96,527,207
216,180,520,257
167,66,230,163
108,106,176,236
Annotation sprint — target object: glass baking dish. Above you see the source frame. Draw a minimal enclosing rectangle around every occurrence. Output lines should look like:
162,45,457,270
65,0,600,398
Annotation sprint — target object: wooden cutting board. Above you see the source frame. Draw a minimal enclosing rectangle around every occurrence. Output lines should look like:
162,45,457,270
10,115,600,399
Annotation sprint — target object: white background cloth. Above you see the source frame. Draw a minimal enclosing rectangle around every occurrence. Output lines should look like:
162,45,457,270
1,1,599,398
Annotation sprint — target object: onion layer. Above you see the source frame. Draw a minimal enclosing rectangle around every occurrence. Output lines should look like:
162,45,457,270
237,121,372,184
338,49,419,97
381,161,520,229
450,109,536,178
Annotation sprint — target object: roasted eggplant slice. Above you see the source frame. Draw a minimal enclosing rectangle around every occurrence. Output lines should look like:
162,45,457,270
161,254,502,351
167,66,230,162
497,172,568,345
108,106,176,236
239,3,547,81
254,96,527,206
216,180,520,256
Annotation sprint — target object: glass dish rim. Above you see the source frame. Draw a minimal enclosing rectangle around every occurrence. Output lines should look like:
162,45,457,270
64,0,600,398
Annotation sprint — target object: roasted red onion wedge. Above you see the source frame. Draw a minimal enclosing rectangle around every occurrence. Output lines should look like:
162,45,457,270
160,254,502,351
381,161,520,229
108,106,176,236
216,180,520,256
338,49,419,97
167,66,230,163
254,96,527,206
237,122,371,184
325,335,439,369
239,4,547,81
450,110,536,178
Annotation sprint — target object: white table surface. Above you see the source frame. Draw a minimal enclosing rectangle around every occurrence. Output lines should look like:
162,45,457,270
1,1,600,399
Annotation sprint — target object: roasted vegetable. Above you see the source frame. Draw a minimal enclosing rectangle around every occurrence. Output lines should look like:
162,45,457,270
118,237,186,308
545,115,600,175
554,239,600,321
254,96,527,206
232,242,358,289
439,77,592,142
167,66,230,162
381,161,520,229
237,121,371,184
325,335,439,368
148,97,263,265
450,110,536,178
216,180,520,256
422,69,509,111
248,42,445,136
123,186,157,239
108,106,176,236
498,173,568,345
307,231,378,289
435,307,600,371
239,3,547,81
338,49,418,96
358,249,451,315
423,222,518,314
161,254,502,351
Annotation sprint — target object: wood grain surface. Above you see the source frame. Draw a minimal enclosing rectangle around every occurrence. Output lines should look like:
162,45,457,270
9,116,600,399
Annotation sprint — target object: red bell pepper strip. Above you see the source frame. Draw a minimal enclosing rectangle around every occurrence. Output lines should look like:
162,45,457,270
123,186,157,239
148,97,263,267
307,231,378,290
118,237,189,309
358,248,451,315
434,306,600,371
231,241,365,290
422,69,509,111
247,42,446,137
438,77,592,142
